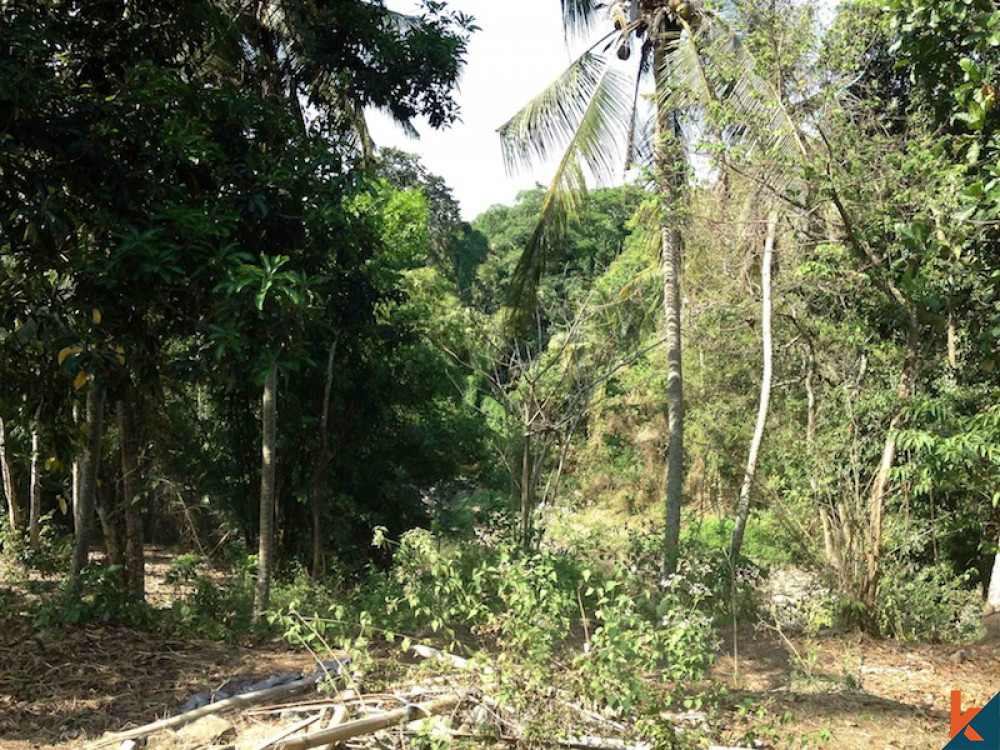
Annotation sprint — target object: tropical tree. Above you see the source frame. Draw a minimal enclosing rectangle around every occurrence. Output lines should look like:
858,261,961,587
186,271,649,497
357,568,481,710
498,0,719,576
201,0,476,616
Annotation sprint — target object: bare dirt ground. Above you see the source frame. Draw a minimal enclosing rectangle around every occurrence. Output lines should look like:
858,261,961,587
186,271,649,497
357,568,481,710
712,627,1000,748
0,548,314,749
2,551,999,749
0,614,315,748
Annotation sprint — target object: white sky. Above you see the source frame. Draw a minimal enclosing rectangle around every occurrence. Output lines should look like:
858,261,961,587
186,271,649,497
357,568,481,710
369,0,839,221
368,1,597,221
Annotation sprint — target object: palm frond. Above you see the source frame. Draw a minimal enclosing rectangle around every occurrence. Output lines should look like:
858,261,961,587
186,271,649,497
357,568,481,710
660,14,809,174
560,0,604,39
343,96,376,166
500,53,603,176
500,55,634,330
625,41,652,171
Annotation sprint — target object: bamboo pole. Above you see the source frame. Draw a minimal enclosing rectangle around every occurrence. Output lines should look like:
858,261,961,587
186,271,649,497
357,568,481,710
273,694,461,750
318,689,355,750
95,665,346,747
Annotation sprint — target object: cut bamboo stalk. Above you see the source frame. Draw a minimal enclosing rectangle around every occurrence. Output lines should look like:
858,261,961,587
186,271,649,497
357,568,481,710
318,689,354,750
256,714,322,750
273,694,461,750
431,731,652,750
411,644,494,674
95,664,347,747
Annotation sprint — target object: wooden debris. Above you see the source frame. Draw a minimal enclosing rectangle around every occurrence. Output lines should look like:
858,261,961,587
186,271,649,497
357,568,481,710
271,694,463,750
254,714,322,750
435,731,652,750
175,715,234,744
95,665,346,747
317,688,354,750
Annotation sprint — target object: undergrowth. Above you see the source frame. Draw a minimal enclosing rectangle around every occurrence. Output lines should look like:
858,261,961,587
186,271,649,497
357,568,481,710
267,527,720,746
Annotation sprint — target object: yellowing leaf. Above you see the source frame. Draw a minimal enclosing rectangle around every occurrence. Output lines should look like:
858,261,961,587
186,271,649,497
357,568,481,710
114,344,126,366
73,370,88,390
57,496,68,515
91,308,102,324
44,457,60,472
58,346,81,366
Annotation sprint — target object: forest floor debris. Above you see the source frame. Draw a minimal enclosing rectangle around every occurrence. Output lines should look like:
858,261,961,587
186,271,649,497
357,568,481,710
2,612,999,748
2,550,998,749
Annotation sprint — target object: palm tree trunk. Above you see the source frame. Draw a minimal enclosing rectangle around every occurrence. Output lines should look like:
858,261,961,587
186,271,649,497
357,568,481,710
29,408,42,548
119,394,144,600
72,401,80,523
254,364,278,623
0,417,23,535
731,211,778,559
70,384,105,595
654,38,685,578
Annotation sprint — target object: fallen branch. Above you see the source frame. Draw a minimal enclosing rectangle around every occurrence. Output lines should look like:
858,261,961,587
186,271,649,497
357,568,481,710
246,688,412,717
273,694,463,750
318,689,354,750
411,644,494,675
434,730,651,750
94,662,348,747
256,714,322,750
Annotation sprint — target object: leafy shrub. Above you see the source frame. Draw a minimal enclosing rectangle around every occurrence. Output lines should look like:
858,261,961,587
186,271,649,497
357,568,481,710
0,512,71,575
157,554,258,640
273,527,718,734
626,528,762,624
576,575,715,718
878,561,983,643
164,576,255,640
35,564,153,629
164,553,204,589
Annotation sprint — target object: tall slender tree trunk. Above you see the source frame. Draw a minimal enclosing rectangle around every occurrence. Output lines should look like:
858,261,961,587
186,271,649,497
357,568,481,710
655,38,685,578
520,422,533,549
947,305,958,369
119,394,144,600
0,417,22,535
95,474,122,570
311,341,337,579
29,408,42,548
731,211,778,559
254,364,278,623
983,544,1000,640
862,312,918,619
70,385,106,595
810,340,844,575
72,401,81,523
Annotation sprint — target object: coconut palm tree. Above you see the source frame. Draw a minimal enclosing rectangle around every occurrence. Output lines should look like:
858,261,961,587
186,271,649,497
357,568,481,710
498,0,809,575
499,0,709,576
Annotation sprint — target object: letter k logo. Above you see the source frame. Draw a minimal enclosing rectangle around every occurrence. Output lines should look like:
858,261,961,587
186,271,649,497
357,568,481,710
953,691,985,742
